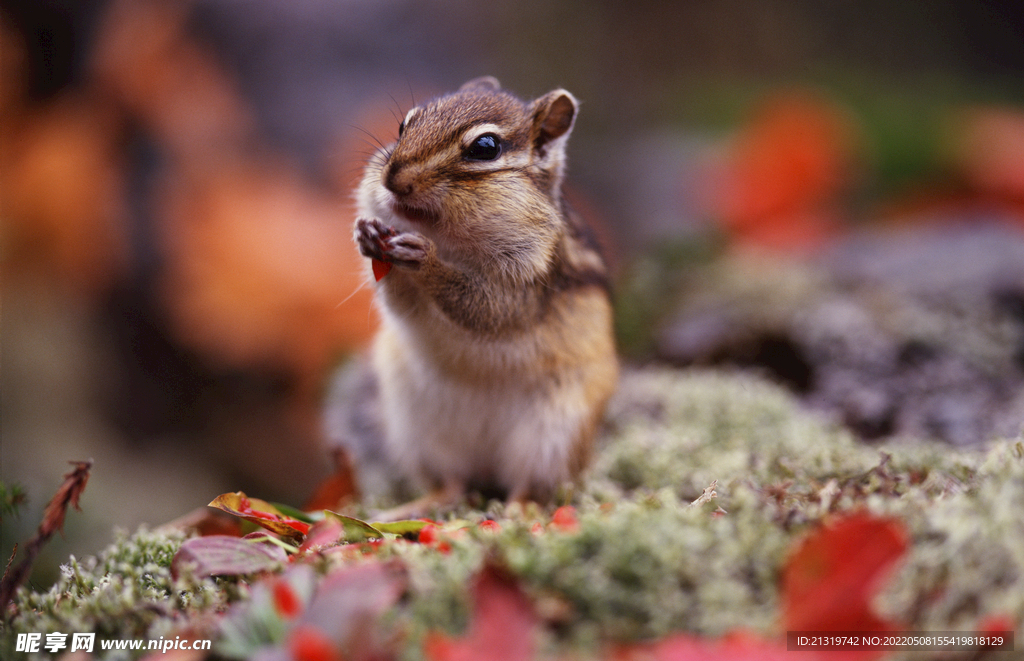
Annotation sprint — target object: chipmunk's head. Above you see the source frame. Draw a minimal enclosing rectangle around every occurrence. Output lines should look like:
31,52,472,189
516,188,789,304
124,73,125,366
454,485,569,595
361,77,578,240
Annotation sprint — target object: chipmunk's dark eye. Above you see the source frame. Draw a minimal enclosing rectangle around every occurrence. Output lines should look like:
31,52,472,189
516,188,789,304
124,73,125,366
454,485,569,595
465,133,501,161
398,120,405,137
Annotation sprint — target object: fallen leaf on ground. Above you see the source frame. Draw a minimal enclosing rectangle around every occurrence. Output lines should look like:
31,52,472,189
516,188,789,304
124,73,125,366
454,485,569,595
171,535,288,579
424,562,538,661
781,510,907,661
300,560,408,661
297,519,345,555
209,491,311,539
614,630,831,661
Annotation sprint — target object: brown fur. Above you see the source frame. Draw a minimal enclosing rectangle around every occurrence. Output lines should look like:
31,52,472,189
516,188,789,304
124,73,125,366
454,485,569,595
351,78,618,515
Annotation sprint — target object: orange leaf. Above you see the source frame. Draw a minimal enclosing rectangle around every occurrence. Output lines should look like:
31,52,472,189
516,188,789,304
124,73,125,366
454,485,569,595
0,96,128,295
157,164,375,395
712,90,858,253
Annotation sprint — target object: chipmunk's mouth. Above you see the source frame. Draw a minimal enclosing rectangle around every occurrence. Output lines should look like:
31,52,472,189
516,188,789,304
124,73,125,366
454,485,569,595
392,201,439,224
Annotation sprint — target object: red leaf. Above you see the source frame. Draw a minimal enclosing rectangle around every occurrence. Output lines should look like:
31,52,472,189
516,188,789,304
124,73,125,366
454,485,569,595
289,624,340,661
297,518,345,555
782,511,907,634
208,491,310,539
171,535,287,579
273,578,304,619
299,560,407,659
711,90,856,253
617,630,808,661
372,258,392,281
424,563,538,661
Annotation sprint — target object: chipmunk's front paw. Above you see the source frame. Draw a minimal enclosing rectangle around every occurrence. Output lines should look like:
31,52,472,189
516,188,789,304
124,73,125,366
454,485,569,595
355,218,430,267
354,217,395,261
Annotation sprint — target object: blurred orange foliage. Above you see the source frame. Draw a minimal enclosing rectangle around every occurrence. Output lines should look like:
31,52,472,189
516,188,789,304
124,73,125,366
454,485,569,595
1,95,129,294
712,90,860,253
954,106,1024,223
1,13,128,295
3,0,380,466
873,105,1024,227
88,0,377,395
90,0,256,164
158,161,374,395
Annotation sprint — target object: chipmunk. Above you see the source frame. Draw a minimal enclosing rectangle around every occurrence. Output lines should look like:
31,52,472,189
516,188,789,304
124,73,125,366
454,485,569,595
341,76,618,517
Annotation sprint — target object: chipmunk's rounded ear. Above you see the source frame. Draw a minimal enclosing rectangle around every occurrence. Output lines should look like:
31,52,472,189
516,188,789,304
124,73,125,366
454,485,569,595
531,89,578,157
460,76,501,92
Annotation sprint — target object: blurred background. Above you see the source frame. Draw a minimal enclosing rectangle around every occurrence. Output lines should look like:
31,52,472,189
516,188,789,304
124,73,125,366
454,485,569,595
3,0,1024,583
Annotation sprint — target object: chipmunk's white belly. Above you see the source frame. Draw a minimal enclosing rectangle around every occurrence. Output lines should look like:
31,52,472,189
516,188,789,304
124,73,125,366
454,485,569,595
371,324,585,494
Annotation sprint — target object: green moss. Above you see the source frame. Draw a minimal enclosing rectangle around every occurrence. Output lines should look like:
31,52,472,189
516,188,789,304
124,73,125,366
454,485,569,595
876,440,1024,634
5,368,1022,658
500,493,786,641
589,367,889,506
2,528,238,660
584,368,1023,640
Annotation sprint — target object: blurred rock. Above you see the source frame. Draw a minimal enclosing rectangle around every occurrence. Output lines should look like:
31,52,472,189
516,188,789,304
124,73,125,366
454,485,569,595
653,221,1024,446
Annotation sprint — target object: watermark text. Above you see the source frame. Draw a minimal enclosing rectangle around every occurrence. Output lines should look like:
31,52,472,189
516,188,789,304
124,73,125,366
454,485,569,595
16,632,212,654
